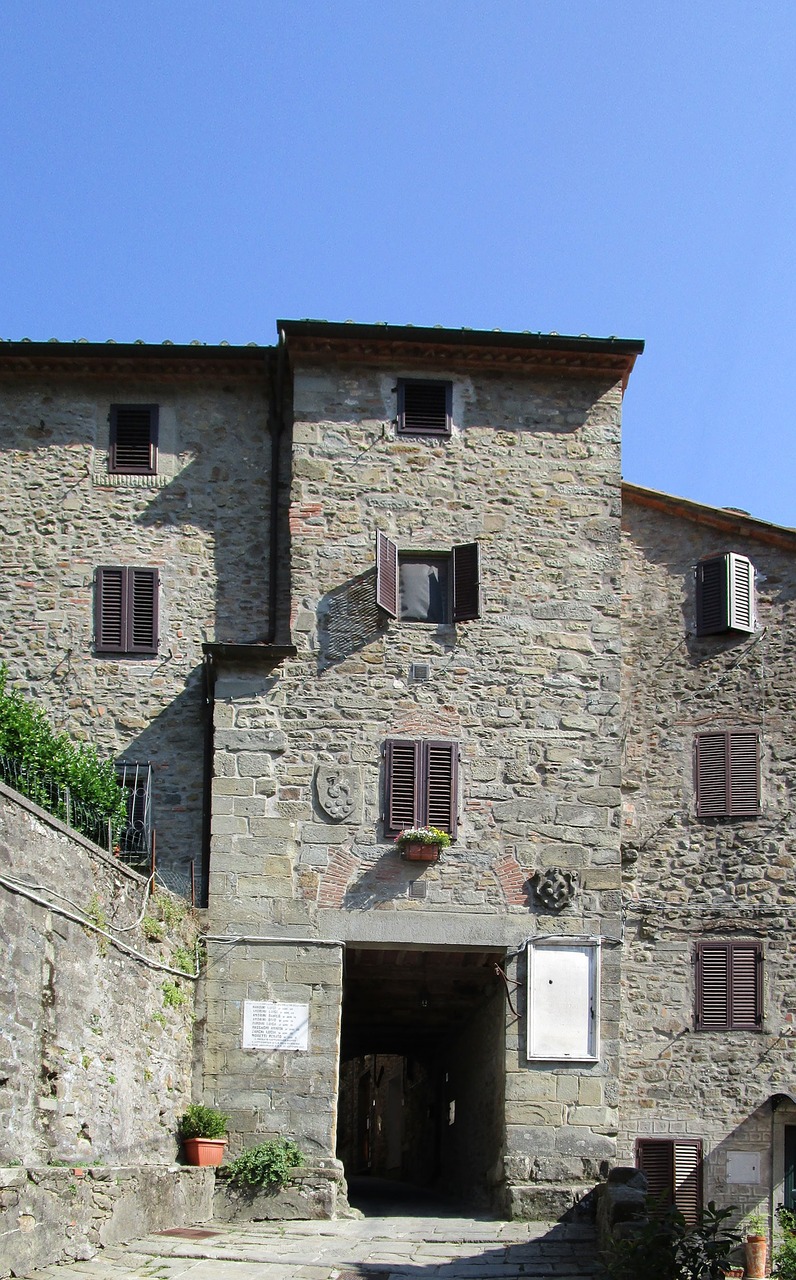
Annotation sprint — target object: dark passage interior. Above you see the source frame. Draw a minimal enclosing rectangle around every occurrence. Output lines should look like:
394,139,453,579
336,946,506,1211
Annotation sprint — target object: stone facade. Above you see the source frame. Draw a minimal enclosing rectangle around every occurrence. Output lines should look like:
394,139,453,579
3,323,796,1233
620,487,796,1224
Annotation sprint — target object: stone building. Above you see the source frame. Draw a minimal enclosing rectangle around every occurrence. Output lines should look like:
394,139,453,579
2,321,795,1224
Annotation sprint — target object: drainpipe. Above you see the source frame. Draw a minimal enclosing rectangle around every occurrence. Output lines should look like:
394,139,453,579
266,330,288,643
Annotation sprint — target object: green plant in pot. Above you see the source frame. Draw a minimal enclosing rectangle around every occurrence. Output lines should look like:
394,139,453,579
744,1210,768,1279
178,1103,229,1167
394,825,452,862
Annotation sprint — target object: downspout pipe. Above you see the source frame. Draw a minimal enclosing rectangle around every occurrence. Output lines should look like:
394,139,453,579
266,330,287,643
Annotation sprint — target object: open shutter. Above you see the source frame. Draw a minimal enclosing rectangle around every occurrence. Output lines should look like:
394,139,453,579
728,731,760,815
424,740,458,836
637,1139,674,1210
376,532,399,617
452,542,481,622
129,568,159,653
96,567,126,653
728,554,755,632
730,942,762,1028
384,739,420,835
673,1141,702,1225
696,553,755,635
696,943,729,1029
109,405,158,475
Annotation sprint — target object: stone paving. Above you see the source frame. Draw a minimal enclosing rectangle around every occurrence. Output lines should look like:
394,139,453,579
19,1213,603,1280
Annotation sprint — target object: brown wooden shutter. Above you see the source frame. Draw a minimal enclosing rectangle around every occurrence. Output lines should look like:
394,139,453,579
637,1139,674,1209
696,940,762,1030
376,532,399,617
696,943,730,1029
424,740,458,836
96,567,126,653
696,555,729,635
397,380,451,436
695,731,760,817
452,542,481,622
637,1139,702,1225
384,739,420,835
730,942,762,1028
129,568,159,653
673,1141,702,1225
109,405,158,474
95,567,158,654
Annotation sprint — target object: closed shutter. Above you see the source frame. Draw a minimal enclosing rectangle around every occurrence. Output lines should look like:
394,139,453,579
425,741,458,836
696,941,762,1030
452,542,481,622
696,553,754,635
96,567,126,652
376,532,399,617
129,568,159,653
397,380,451,437
384,739,458,837
695,731,760,817
673,1141,702,1225
95,567,158,654
385,740,420,834
637,1139,702,1225
637,1139,674,1209
109,405,158,474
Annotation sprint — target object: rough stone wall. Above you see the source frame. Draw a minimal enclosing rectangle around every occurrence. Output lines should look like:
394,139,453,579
0,783,197,1167
0,361,272,891
206,358,627,1201
620,498,796,1217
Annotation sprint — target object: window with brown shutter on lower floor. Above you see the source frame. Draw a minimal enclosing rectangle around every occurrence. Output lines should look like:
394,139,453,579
95,567,159,655
636,1138,702,1225
694,730,761,817
383,739,458,837
695,939,762,1031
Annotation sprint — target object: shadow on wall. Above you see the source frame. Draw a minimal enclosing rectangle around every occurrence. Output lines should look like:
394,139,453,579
317,569,386,671
116,673,206,897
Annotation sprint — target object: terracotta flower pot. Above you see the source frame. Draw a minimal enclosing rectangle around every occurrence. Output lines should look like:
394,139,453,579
745,1234,767,1278
400,841,441,862
183,1137,227,1167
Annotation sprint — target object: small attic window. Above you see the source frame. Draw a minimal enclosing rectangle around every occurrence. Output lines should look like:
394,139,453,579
397,380,452,437
109,405,159,475
695,553,755,635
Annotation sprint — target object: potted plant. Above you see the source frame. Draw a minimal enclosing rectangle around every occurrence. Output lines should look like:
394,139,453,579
178,1103,229,1167
394,825,452,862
745,1210,768,1279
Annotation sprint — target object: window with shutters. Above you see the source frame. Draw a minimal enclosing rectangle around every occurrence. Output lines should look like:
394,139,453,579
383,739,458,838
695,940,762,1031
95,567,159,655
375,532,480,623
695,553,755,636
636,1139,702,1224
694,730,761,817
396,380,452,437
109,405,159,475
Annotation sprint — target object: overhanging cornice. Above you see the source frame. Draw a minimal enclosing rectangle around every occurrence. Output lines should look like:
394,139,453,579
279,320,644,388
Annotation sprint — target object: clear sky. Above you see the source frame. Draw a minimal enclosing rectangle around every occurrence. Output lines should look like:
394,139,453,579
2,3,795,525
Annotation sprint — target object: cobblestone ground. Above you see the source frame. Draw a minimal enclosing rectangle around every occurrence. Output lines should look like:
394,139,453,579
21,1215,604,1280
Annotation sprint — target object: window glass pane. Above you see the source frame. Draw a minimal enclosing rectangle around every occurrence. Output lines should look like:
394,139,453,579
399,558,449,622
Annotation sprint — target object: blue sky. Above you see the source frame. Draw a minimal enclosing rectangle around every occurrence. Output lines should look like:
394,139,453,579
2,3,795,524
